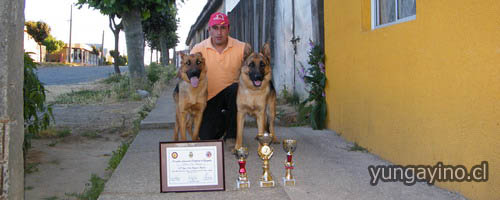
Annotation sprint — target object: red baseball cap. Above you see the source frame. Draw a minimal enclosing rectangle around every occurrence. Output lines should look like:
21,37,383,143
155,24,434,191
209,12,230,27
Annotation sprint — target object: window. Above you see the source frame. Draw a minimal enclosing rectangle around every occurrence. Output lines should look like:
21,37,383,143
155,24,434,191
372,0,416,29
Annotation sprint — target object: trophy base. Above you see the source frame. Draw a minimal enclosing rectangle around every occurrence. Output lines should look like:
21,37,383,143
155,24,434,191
282,177,296,186
259,180,275,188
236,179,250,189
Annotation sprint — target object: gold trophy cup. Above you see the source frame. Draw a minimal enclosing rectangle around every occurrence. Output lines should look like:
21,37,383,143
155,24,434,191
282,139,297,186
235,147,250,189
257,132,275,187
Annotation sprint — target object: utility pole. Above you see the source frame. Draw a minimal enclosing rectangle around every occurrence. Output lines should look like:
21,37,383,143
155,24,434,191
101,30,104,65
68,4,73,63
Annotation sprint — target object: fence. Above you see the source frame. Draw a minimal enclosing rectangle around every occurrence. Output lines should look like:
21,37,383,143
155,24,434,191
227,0,275,52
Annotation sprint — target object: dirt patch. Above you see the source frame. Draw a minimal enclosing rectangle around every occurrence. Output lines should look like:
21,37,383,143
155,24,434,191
25,81,146,200
44,80,109,103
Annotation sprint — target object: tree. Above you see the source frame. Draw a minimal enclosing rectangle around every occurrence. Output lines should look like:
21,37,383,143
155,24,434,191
91,45,100,55
109,50,127,66
109,14,123,74
42,35,65,53
142,5,179,66
77,0,177,89
25,21,51,62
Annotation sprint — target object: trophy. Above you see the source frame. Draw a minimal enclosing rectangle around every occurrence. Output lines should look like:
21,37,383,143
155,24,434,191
235,147,250,189
257,132,275,187
282,139,297,186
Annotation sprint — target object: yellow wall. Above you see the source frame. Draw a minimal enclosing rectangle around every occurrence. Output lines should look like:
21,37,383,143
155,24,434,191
324,0,499,199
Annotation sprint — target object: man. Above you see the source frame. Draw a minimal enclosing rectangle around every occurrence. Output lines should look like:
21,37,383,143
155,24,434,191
190,12,251,140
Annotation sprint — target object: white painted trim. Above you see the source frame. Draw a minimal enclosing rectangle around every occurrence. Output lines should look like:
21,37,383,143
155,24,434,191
371,0,376,30
374,15,416,29
371,0,416,30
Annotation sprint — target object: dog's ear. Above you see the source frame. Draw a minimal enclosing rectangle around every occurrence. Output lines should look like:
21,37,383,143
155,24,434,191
260,43,271,62
194,52,203,58
243,43,253,61
179,52,186,60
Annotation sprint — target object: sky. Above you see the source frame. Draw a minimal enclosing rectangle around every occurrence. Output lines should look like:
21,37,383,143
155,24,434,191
24,0,207,64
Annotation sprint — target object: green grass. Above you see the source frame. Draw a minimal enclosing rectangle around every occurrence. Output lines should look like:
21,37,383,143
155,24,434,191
106,142,130,171
48,159,60,165
36,128,71,139
82,131,101,139
101,73,123,84
25,162,40,174
66,174,105,200
349,142,369,152
52,89,112,104
42,196,60,200
278,86,300,105
48,140,58,147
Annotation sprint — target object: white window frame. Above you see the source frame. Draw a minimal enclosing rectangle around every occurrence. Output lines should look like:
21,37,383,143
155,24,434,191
371,0,416,29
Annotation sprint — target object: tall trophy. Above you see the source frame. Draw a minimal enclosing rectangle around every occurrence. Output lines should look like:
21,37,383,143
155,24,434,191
235,147,250,189
282,139,297,186
257,132,275,187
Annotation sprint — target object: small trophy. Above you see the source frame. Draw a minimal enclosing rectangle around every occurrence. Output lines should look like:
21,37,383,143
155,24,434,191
235,147,250,189
257,132,275,187
282,139,297,186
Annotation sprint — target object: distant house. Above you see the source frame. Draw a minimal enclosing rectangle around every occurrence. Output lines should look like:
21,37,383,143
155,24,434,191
24,26,46,62
185,0,324,98
50,43,99,66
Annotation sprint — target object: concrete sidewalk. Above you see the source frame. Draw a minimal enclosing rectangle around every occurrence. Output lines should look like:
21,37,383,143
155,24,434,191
99,86,466,200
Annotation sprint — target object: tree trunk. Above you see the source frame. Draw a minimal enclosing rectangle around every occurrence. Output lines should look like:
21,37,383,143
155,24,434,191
122,8,146,89
159,35,168,66
113,30,121,74
166,48,170,65
150,47,153,64
39,43,43,62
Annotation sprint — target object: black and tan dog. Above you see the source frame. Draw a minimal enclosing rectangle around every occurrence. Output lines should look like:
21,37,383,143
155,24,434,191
173,52,207,141
235,43,277,150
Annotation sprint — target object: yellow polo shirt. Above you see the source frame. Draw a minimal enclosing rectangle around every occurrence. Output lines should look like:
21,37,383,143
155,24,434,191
190,36,246,100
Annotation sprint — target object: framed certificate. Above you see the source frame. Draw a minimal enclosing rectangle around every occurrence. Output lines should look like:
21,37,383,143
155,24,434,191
159,140,225,192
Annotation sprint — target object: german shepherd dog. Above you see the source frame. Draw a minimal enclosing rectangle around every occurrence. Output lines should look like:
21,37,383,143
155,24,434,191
173,52,207,141
235,43,277,150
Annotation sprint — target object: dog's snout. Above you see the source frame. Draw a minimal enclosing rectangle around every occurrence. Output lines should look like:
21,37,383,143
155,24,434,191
186,68,201,78
254,73,263,80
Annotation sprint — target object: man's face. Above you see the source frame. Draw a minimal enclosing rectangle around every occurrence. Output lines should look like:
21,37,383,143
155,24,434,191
208,24,229,46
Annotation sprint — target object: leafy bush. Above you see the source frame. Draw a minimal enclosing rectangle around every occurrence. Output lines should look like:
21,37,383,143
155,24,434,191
297,40,327,130
146,62,163,84
42,35,65,53
24,53,54,152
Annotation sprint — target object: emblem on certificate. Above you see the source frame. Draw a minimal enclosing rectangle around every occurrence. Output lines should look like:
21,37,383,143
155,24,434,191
160,140,225,192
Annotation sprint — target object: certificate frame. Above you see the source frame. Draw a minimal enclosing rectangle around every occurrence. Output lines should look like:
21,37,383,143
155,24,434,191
159,140,225,192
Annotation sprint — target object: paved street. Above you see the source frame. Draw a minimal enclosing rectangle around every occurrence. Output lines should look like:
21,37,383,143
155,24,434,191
36,65,128,85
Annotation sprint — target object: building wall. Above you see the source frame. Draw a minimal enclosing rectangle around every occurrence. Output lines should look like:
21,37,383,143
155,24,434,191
324,0,500,199
24,30,46,62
